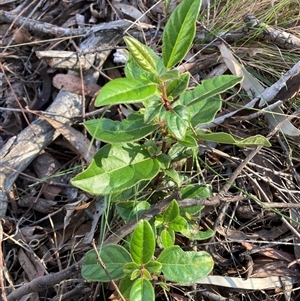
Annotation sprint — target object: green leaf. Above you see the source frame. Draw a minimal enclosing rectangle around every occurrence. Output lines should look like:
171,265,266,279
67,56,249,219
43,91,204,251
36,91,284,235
181,184,212,199
196,131,271,147
124,261,141,275
159,281,169,291
143,100,166,124
159,69,180,81
166,72,190,99
164,168,182,187
161,228,174,248
110,181,148,202
84,113,159,144
131,269,142,280
177,75,243,126
168,143,194,162
71,143,160,195
130,278,155,301
158,245,214,284
178,133,198,147
82,244,132,282
95,78,157,106
144,140,161,157
116,201,151,222
169,216,188,232
162,0,202,68
125,52,158,83
180,205,204,218
186,95,222,126
125,44,165,82
235,135,271,147
163,199,179,223
141,269,152,280
181,226,214,240
131,220,155,264
124,37,158,74
145,261,162,275
119,276,135,298
156,153,171,169
155,214,164,227
178,75,242,107
165,105,190,140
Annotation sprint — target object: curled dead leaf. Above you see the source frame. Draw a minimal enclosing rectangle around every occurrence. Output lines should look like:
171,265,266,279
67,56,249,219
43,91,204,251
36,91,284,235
53,74,101,97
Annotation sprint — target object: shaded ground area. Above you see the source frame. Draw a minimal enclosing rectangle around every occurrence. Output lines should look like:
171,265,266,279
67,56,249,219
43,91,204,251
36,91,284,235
1,0,300,300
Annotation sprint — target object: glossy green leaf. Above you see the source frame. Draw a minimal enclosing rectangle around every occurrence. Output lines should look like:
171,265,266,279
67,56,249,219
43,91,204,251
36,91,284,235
116,201,151,222
181,226,214,240
145,261,162,275
196,131,271,147
163,199,179,223
181,184,212,199
169,216,188,232
165,105,190,140
178,75,242,107
84,113,159,144
95,78,157,106
166,72,190,99
124,36,158,74
125,44,165,82
162,0,201,68
177,75,242,126
125,52,159,83
158,245,214,284
131,220,155,264
130,278,154,301
71,143,160,195
161,228,174,248
82,244,132,282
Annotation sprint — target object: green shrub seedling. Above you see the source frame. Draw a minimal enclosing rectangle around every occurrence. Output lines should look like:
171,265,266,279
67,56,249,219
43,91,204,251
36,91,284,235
71,0,270,299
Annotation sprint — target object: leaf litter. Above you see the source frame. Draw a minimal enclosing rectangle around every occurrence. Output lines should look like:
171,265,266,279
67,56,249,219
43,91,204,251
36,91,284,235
1,0,300,300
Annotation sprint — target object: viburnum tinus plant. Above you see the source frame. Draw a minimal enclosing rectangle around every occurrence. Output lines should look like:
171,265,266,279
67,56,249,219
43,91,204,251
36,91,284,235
71,0,270,299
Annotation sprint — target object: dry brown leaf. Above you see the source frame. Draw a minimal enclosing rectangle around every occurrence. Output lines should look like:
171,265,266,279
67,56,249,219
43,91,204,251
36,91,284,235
40,114,96,163
241,241,295,262
112,2,150,23
219,43,300,136
13,28,32,44
32,152,63,200
53,73,101,97
252,260,299,277
218,43,265,98
18,196,57,214
17,248,44,280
